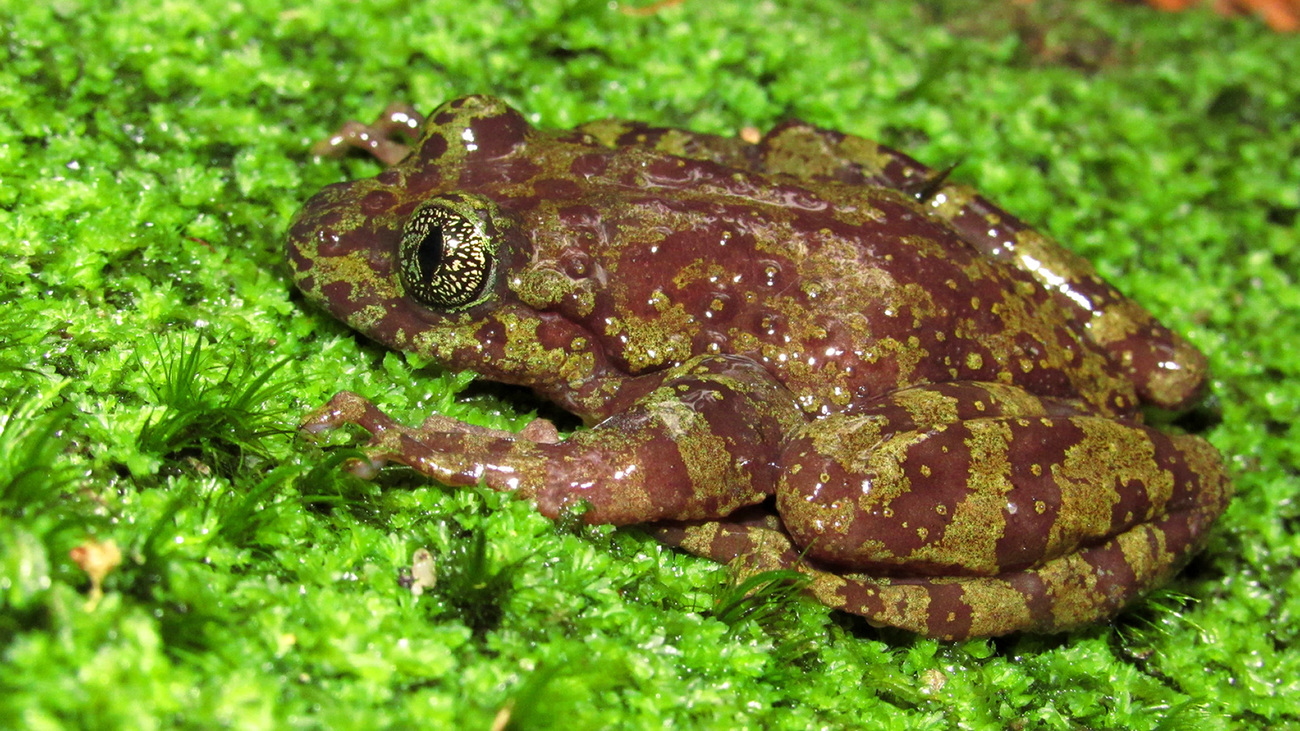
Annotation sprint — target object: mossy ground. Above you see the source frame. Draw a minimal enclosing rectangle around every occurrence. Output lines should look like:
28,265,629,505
1,0,1297,728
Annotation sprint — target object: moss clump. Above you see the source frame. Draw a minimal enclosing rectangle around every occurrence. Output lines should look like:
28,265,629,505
2,0,1296,728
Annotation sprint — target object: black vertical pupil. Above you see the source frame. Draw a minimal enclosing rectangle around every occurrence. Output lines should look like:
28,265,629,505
417,226,445,275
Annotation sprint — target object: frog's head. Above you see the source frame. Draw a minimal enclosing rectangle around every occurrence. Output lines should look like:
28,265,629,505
286,96,612,398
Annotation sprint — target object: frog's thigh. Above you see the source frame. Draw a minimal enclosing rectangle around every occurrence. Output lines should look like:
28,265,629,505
775,412,1230,579
653,512,1183,639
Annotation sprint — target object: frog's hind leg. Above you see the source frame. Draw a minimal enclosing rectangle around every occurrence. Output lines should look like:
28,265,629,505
834,492,1225,640
702,381,1229,639
756,121,1207,410
656,442,1229,640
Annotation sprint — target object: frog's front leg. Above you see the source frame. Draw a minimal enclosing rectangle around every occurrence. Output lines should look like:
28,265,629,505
302,354,805,525
310,103,425,166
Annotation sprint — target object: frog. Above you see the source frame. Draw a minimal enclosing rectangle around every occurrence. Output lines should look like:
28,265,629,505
287,96,1231,639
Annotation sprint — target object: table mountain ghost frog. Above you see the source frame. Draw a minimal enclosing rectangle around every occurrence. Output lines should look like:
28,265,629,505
288,96,1230,639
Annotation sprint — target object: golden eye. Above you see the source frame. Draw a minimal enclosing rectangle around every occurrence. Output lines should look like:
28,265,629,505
398,196,498,310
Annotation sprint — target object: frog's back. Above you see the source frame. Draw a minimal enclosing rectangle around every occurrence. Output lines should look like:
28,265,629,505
507,144,1135,417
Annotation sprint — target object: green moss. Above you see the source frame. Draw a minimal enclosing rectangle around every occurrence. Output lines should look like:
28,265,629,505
1,0,1297,727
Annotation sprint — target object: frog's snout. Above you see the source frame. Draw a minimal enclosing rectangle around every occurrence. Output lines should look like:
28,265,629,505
288,181,400,264
285,181,405,321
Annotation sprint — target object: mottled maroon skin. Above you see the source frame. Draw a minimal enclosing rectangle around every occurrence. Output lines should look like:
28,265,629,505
289,96,1231,639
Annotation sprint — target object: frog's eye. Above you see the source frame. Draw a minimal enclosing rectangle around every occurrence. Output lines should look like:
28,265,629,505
398,197,499,310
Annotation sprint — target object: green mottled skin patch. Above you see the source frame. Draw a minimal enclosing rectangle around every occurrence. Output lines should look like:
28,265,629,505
290,96,1231,639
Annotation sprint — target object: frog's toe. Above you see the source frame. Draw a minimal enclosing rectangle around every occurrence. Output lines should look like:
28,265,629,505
345,454,385,480
301,390,406,436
